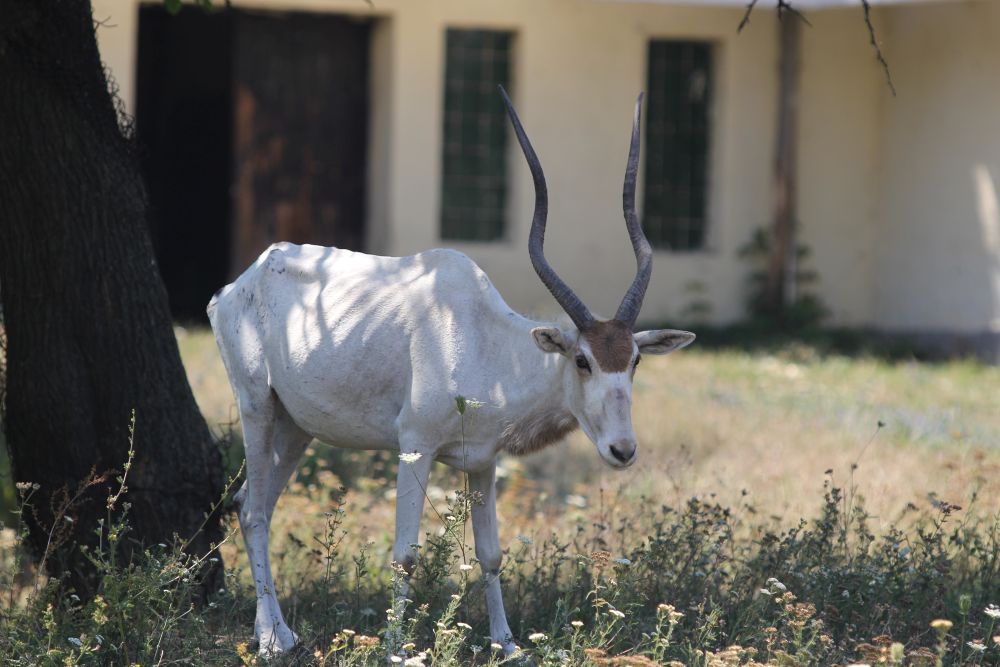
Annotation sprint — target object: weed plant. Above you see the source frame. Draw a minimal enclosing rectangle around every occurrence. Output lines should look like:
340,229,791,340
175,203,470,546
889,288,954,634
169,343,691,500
3,445,1000,665
4,394,1000,665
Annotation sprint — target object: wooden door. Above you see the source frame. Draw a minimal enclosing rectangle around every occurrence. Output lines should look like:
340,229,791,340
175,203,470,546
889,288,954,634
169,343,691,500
232,12,371,272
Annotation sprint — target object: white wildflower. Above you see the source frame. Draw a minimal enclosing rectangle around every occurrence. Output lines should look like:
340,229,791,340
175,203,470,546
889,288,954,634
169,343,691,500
765,577,786,592
455,396,485,414
985,605,1000,620
399,452,423,464
968,641,987,652
491,643,503,651
457,622,472,630
459,563,474,571
390,657,403,664
570,620,584,628
609,609,626,619
528,632,547,643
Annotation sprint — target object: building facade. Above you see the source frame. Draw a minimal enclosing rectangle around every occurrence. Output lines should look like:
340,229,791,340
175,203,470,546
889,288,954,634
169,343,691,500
93,0,1000,356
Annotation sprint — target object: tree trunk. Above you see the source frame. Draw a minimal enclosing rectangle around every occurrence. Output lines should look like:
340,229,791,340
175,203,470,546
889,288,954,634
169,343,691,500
765,13,802,320
0,0,224,595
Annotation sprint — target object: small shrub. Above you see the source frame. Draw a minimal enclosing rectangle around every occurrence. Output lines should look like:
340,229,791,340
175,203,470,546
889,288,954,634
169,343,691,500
739,226,829,332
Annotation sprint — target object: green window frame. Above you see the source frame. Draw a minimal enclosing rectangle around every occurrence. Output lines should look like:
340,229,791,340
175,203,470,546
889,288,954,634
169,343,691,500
643,40,713,251
440,29,512,242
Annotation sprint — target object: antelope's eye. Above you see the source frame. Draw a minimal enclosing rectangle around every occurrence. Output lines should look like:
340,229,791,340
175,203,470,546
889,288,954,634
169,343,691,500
575,354,591,372
633,355,642,368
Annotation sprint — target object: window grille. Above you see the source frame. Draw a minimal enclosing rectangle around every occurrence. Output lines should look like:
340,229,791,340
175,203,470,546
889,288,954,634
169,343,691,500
440,29,512,242
643,40,713,251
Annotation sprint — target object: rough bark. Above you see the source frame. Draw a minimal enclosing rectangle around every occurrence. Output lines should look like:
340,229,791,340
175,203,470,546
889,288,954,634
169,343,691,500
765,14,802,319
0,0,224,595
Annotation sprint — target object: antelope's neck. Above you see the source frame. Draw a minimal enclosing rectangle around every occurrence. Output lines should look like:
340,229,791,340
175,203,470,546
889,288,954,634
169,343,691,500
494,319,579,457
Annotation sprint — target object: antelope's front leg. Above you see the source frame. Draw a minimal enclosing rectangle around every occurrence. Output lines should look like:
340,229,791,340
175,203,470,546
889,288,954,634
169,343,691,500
390,449,432,641
469,464,517,655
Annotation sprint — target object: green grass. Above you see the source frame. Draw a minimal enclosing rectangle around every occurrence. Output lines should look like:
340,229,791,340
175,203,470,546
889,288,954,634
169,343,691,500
4,328,1000,665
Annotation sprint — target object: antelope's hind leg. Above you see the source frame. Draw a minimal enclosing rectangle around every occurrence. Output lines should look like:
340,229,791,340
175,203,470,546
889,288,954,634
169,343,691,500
235,392,310,657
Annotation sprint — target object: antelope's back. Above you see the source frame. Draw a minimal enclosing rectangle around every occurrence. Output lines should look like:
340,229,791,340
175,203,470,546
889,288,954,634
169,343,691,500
207,243,511,447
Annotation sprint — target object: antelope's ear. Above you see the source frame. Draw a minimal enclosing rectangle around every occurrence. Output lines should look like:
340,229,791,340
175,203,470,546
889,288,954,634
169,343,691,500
633,329,696,355
532,327,571,355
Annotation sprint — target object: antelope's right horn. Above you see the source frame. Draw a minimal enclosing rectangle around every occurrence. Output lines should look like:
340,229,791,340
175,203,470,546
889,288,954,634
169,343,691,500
614,93,653,329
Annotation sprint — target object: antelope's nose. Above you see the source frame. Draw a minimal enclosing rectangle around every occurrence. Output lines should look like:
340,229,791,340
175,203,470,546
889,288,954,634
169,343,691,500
609,440,637,465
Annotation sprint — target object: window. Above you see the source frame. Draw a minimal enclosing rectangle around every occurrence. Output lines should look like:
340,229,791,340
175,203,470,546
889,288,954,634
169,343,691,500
440,29,512,241
643,41,713,251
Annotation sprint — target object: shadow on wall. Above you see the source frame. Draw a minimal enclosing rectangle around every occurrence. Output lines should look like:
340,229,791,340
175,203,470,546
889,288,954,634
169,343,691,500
899,162,1000,364
972,163,1000,361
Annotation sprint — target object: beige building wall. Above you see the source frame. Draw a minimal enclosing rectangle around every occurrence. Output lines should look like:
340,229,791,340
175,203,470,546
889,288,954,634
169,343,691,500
93,0,139,117
318,0,781,326
797,8,883,326
874,0,1000,335
96,0,964,331
92,0,778,325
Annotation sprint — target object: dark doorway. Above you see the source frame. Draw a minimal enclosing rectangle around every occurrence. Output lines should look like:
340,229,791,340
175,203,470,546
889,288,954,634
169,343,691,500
136,7,371,321
137,7,233,321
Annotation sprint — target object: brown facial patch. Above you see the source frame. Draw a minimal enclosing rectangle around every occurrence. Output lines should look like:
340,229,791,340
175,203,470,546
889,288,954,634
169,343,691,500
581,320,635,372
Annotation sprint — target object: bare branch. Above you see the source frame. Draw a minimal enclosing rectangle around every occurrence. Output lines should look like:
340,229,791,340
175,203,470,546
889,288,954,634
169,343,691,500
862,0,896,96
777,1,813,28
92,15,117,29
737,1,894,95
741,1,812,33
738,0,760,32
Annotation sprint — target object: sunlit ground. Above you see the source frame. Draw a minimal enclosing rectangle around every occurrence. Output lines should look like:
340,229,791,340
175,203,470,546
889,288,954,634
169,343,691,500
178,325,1000,549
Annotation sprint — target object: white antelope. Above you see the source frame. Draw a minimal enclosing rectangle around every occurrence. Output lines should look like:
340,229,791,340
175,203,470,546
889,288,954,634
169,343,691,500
208,88,695,657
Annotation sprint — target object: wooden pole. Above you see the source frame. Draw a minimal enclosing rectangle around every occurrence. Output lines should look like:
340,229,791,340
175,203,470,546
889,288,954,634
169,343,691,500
765,13,802,320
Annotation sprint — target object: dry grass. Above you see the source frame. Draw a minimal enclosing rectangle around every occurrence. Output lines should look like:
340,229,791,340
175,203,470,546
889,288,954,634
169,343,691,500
4,328,1000,664
178,325,1000,544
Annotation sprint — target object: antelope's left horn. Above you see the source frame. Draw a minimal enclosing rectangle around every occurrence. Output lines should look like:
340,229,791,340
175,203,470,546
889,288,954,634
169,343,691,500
500,85,595,330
